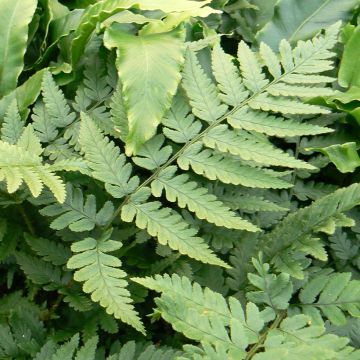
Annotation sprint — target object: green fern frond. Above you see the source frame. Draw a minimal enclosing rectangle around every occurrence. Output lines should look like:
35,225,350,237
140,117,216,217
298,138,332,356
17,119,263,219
183,48,228,123
203,125,314,169
134,274,270,358
0,129,65,202
107,341,183,360
211,43,249,107
79,113,139,198
237,40,269,93
15,252,62,286
41,71,76,128
151,166,258,231
261,184,360,278
252,314,360,360
67,232,144,334
51,334,79,360
248,93,329,115
218,190,288,213
133,135,173,170
247,256,293,310
24,233,71,266
178,143,291,189
1,99,24,144
228,107,333,137
121,188,229,267
83,54,112,102
298,272,360,326
162,93,202,144
39,183,114,232
31,101,58,143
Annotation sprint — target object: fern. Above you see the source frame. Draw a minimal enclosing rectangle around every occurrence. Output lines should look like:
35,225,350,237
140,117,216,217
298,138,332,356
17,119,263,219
41,70,76,128
67,231,145,334
121,188,228,267
134,274,360,359
0,126,66,202
79,113,139,199
151,166,258,231
297,272,360,326
260,184,360,278
2,5,359,358
39,183,114,232
1,99,24,144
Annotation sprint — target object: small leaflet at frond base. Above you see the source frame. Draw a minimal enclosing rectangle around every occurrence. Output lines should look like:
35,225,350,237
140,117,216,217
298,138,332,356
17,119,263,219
67,233,145,334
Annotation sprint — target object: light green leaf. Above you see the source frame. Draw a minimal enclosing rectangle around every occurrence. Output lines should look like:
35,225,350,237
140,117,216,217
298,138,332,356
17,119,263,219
339,25,360,88
67,235,145,334
0,0,37,96
256,0,358,49
104,25,185,155
308,142,360,173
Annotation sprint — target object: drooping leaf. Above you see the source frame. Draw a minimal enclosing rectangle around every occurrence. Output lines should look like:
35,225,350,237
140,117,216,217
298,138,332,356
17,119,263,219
0,0,37,96
104,25,185,155
256,0,358,49
339,25,360,88
308,142,360,173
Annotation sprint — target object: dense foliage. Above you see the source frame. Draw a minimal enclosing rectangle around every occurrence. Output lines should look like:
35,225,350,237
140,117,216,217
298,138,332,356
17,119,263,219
0,0,360,359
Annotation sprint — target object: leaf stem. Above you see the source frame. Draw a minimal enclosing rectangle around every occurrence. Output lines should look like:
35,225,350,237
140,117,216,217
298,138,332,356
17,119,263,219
19,205,35,236
245,311,286,359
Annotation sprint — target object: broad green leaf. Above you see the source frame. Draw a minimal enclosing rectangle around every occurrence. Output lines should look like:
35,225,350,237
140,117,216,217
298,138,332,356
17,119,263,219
70,0,215,66
256,0,358,49
339,25,360,88
0,69,45,120
0,0,37,96
308,142,360,173
104,25,185,155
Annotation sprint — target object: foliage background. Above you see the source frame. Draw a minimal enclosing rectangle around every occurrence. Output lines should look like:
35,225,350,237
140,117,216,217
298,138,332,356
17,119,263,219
0,0,360,359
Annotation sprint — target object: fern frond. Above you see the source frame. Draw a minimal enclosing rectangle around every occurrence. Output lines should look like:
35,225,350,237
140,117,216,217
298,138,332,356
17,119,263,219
41,71,76,128
15,252,62,285
203,125,314,169
133,135,172,170
151,166,258,231
237,41,269,93
1,99,24,144
51,334,79,360
261,184,360,278
39,184,114,232
31,101,58,143
0,130,65,202
24,233,71,266
178,143,291,189
79,113,139,198
182,49,228,123
259,42,282,78
83,54,112,102
266,83,336,97
293,180,337,201
162,93,202,144
134,274,270,358
211,44,249,106
107,341,183,360
228,107,333,137
248,93,329,115
329,230,358,261
218,190,288,213
121,188,228,267
67,233,144,334
298,272,360,326
254,314,360,360
247,256,293,310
